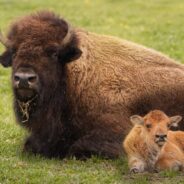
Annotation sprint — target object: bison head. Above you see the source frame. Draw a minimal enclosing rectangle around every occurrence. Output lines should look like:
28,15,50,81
0,11,82,102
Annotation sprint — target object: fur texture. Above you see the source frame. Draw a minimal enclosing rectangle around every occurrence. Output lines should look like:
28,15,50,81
1,11,184,159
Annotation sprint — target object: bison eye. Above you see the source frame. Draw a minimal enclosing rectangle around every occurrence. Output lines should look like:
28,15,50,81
45,46,58,60
12,53,16,60
51,52,58,60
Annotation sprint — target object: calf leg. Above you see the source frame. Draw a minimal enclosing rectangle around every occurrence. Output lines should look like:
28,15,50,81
156,143,184,171
128,156,146,173
156,157,183,171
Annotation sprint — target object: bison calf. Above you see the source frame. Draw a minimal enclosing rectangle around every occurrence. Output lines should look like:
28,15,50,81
123,110,184,173
1,11,184,159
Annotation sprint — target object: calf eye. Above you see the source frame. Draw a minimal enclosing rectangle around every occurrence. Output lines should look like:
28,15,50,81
146,124,152,128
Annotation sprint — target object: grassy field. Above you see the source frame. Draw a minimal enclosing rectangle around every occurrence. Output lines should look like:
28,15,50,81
0,0,184,183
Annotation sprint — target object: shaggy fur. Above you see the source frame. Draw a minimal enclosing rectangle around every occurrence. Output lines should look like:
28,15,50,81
1,11,184,158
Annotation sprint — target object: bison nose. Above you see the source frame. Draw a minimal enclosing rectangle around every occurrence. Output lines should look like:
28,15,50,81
14,72,38,88
155,134,167,140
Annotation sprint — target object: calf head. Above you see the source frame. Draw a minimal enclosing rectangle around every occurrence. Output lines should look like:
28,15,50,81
130,110,182,147
0,11,82,102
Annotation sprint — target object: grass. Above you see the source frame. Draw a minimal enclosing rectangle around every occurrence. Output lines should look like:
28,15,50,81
0,0,184,183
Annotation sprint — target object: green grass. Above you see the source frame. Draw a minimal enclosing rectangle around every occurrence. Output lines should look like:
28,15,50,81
0,0,184,183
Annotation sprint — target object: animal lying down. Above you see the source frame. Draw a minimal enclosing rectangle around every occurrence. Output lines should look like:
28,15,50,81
123,110,184,173
1,11,184,159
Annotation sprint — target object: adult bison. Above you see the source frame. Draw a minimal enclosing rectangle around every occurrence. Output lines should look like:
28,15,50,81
1,11,184,159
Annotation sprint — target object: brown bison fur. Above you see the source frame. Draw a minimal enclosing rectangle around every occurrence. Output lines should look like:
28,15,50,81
1,11,184,159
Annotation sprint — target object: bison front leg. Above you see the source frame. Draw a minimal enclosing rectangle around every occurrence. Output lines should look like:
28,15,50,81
68,130,123,159
23,134,43,155
23,133,70,158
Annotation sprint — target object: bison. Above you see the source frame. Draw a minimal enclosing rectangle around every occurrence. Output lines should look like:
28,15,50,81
1,11,184,159
123,110,184,173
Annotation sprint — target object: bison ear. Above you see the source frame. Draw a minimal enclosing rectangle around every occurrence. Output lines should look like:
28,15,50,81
58,24,82,63
169,115,182,128
0,50,13,67
130,115,144,125
59,45,82,64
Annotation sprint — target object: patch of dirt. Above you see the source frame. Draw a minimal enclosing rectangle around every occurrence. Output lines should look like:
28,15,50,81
123,172,184,184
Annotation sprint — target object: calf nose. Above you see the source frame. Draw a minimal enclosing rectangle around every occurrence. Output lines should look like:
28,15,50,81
14,72,37,88
155,134,167,140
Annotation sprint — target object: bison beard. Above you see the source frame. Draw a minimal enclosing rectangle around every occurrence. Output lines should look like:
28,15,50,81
15,65,70,158
1,11,184,159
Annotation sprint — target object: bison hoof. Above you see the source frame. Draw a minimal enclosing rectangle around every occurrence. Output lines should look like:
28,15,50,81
23,138,35,154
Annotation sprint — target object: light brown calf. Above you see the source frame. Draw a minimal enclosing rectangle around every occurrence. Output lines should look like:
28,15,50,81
123,110,184,173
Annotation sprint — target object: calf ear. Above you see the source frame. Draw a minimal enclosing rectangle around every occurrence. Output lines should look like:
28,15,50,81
0,50,12,67
130,115,144,125
169,115,182,128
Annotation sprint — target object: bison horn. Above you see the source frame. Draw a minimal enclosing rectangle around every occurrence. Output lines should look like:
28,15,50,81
62,24,73,46
0,30,9,48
